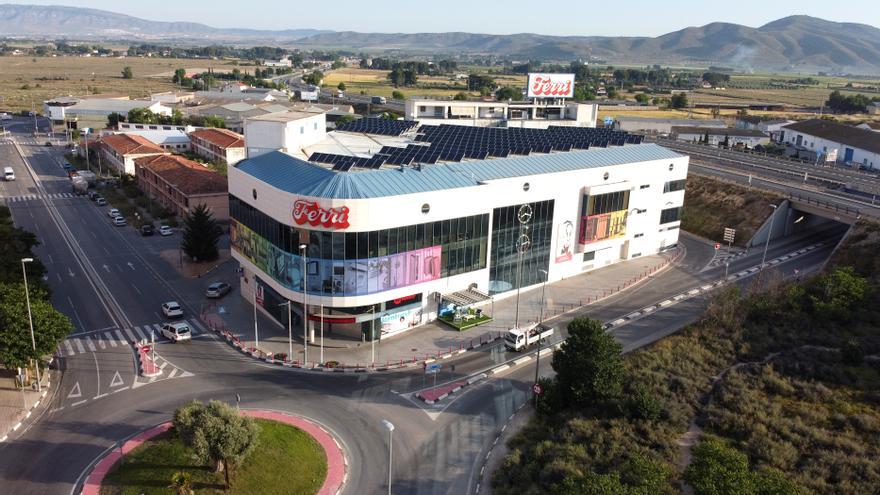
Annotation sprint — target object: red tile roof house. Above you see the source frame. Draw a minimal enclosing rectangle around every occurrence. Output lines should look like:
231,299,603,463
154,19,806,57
99,134,168,176
188,127,246,166
134,155,229,222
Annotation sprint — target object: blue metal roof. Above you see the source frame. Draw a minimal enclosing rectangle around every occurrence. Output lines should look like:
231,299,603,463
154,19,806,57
235,144,684,200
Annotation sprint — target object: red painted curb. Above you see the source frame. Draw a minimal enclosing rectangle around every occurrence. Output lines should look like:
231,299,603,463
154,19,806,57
80,410,346,495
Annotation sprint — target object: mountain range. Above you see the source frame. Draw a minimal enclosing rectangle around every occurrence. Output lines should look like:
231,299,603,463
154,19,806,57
1,4,879,74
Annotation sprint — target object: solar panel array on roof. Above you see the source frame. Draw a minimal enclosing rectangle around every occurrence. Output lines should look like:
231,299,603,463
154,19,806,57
309,152,387,171
336,118,419,136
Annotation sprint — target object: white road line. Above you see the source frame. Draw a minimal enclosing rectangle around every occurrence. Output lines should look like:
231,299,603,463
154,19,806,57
70,400,87,407
85,337,96,352
168,368,178,379
188,318,207,334
64,340,75,356
133,326,147,341
123,328,137,342
151,324,163,337
104,332,117,347
96,337,106,350
74,338,85,354
114,329,126,344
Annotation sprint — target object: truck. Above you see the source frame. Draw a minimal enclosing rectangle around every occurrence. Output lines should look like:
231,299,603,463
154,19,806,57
504,324,553,352
70,174,88,195
371,96,387,105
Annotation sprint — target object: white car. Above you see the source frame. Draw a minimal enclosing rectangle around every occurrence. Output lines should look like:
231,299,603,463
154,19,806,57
158,225,173,236
113,216,127,226
161,322,192,342
107,208,120,218
161,301,184,318
0,113,12,121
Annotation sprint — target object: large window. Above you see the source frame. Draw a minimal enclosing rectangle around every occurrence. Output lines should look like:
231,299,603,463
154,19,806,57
660,206,683,224
489,200,554,295
229,195,488,296
579,190,629,244
663,179,686,193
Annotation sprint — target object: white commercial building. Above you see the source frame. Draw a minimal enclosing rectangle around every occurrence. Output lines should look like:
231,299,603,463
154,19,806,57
405,98,597,128
672,126,770,148
782,119,880,169
615,117,726,135
228,113,687,342
43,97,172,125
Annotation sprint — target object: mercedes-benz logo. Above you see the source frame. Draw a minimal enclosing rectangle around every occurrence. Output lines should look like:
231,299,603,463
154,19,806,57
517,204,533,224
518,234,531,254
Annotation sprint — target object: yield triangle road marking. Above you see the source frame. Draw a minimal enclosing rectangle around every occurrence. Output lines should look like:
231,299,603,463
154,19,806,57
109,370,125,388
67,382,82,399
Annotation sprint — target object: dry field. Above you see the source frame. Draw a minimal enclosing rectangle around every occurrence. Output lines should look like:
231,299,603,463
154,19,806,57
323,67,527,99
0,56,228,112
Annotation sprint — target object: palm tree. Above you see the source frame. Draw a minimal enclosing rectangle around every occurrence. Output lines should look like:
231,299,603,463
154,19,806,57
169,471,193,495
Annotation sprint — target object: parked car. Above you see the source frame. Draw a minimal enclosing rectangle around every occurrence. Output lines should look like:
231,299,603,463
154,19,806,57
113,216,127,227
161,322,192,342
161,301,184,318
87,191,99,201
3,167,14,181
140,224,154,236
95,197,107,206
63,163,72,172
205,282,232,298
158,225,173,236
107,208,120,218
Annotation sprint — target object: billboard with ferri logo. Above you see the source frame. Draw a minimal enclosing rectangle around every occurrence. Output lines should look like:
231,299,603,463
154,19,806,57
527,73,575,98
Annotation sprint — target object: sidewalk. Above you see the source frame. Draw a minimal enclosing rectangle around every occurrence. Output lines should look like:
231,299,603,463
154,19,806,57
203,248,680,368
0,369,52,443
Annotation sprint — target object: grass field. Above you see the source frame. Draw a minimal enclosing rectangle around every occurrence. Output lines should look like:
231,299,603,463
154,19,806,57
0,56,235,112
100,420,327,495
322,67,527,99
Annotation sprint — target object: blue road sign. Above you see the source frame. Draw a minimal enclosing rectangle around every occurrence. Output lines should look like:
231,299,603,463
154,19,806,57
425,363,442,374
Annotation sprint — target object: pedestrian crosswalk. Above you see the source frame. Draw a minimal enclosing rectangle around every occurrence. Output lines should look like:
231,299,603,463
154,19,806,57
3,192,83,203
59,319,209,357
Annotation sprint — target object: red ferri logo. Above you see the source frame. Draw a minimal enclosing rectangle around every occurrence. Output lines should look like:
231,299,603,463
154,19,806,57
531,75,573,97
293,200,350,229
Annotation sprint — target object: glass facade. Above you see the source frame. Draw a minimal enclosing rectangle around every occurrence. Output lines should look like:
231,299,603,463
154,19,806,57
489,200,554,295
579,190,630,245
660,206,683,224
229,195,489,297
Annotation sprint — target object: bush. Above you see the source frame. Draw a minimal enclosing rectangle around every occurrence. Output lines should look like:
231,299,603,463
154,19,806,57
624,383,663,421
684,438,754,495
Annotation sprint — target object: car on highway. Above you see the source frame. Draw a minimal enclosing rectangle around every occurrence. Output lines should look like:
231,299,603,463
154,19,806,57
95,197,107,206
158,225,173,236
205,282,232,298
140,224,154,236
161,322,192,342
113,216,127,226
161,301,184,318
107,208,120,218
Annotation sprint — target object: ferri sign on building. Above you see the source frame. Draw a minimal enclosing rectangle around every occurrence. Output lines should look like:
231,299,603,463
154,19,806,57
527,73,576,98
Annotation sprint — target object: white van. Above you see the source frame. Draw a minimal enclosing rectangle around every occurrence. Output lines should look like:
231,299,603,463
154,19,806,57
3,167,14,181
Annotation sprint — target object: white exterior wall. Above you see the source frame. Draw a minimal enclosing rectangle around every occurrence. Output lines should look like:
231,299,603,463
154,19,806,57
676,132,770,148
244,113,327,158
228,153,688,311
784,130,880,169
405,100,598,128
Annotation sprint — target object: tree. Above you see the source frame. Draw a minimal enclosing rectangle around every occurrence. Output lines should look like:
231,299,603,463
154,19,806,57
172,400,259,488
634,93,650,104
391,90,404,100
684,438,754,495
0,282,74,369
172,68,187,85
121,66,133,79
200,115,226,129
453,92,468,101
0,206,46,286
337,82,346,91
127,108,158,124
303,70,323,86
495,86,522,101
551,317,624,408
106,112,125,128
670,92,688,109
182,204,222,262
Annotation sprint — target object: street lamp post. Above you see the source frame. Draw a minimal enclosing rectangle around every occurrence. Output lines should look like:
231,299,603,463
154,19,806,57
534,269,548,407
381,419,395,495
369,306,376,366
761,204,778,269
252,277,259,349
287,301,293,362
300,244,308,366
21,258,41,393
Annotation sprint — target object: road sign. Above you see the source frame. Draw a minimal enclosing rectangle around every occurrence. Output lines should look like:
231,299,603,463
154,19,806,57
723,227,736,243
714,243,720,250
141,345,151,353
532,383,543,395
425,363,441,374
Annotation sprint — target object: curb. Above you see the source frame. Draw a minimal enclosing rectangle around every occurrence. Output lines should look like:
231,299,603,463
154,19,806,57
133,342,161,378
79,410,348,495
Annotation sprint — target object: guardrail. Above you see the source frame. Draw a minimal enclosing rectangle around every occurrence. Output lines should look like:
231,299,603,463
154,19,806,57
787,192,861,217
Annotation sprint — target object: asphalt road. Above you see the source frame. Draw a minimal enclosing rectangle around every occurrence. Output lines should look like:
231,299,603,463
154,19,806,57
0,130,848,495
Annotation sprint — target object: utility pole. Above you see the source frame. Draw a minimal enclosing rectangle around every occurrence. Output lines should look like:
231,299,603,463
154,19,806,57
300,244,308,365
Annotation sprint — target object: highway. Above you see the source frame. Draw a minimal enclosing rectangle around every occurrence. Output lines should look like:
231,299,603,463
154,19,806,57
0,122,848,494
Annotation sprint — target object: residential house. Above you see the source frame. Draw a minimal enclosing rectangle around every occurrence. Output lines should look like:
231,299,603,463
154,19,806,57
134,155,229,221
189,128,246,165
244,110,327,159
98,134,169,175
782,119,880,169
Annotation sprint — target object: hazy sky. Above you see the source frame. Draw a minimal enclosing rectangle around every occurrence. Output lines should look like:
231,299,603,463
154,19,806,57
12,0,880,36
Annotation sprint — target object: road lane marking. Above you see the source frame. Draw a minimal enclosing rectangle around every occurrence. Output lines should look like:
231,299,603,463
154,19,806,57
64,340,74,356
85,337,96,352
168,368,178,379
96,337,106,350
114,329,126,343
123,328,136,342
104,332,117,347
74,338,85,354
188,318,207,334
151,324,163,338
70,400,87,407
67,382,82,399
133,326,147,341
131,284,142,295
109,370,124,388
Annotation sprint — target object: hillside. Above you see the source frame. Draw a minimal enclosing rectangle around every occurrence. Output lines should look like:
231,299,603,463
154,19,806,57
0,5,878,74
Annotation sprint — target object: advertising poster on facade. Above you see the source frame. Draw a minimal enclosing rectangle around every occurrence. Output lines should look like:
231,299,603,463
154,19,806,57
579,210,628,244
380,307,424,337
555,220,574,263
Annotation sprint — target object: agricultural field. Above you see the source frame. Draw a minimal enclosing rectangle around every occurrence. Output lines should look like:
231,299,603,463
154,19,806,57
0,55,236,112
322,67,526,99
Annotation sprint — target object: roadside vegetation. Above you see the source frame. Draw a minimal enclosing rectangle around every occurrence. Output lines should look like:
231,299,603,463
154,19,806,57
101,400,327,494
492,221,880,494
681,174,781,246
